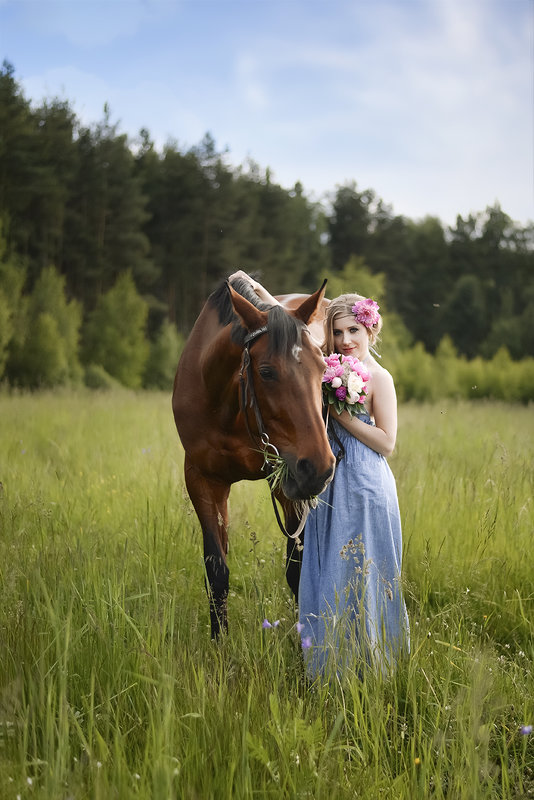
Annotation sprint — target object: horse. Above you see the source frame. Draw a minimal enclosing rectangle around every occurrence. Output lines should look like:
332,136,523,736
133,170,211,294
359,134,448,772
172,276,335,637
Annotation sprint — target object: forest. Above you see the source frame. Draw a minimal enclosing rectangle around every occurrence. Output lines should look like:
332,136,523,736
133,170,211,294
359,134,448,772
0,60,533,395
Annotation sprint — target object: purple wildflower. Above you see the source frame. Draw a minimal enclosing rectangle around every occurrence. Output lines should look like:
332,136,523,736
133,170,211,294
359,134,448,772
520,725,533,735
301,636,312,650
296,622,304,634
262,619,272,629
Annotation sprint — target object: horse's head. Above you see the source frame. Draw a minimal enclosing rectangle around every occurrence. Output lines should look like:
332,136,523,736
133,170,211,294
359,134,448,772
228,282,335,500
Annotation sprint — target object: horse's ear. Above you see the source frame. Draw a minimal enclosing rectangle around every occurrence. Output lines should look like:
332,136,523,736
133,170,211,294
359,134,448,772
293,279,328,325
228,283,268,332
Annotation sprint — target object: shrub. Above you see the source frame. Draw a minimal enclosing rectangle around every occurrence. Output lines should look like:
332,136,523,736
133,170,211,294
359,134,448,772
82,272,149,388
5,265,82,387
84,363,122,390
143,320,184,390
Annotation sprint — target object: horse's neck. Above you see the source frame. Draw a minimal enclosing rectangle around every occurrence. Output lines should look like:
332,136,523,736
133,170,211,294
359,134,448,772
201,326,241,412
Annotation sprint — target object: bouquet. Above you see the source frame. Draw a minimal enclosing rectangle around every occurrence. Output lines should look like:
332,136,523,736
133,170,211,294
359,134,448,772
322,353,369,417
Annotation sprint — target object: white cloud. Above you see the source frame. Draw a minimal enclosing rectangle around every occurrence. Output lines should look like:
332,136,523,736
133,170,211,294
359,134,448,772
9,0,533,225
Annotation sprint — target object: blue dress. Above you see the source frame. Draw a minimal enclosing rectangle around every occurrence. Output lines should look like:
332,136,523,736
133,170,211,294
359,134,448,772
298,415,410,679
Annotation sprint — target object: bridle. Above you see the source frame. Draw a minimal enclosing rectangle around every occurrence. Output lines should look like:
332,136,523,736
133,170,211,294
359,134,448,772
238,325,272,454
238,324,311,541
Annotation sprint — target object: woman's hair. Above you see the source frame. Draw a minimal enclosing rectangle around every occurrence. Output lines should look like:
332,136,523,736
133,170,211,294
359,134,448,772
322,293,383,353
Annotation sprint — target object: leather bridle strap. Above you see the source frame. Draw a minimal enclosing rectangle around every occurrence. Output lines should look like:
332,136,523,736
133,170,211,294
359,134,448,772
239,325,269,446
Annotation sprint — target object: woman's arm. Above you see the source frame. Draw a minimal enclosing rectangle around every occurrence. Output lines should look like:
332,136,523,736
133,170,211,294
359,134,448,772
334,367,397,457
228,270,280,306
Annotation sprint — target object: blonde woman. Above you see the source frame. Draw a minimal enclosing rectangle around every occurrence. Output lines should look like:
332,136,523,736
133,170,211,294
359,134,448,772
299,293,409,678
228,272,409,677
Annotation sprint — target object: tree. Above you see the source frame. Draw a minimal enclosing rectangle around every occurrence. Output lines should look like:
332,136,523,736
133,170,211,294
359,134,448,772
64,107,156,307
5,265,82,387
401,217,451,350
0,61,40,262
29,99,78,277
327,182,375,271
0,223,25,379
143,320,184,389
82,271,149,388
440,274,488,358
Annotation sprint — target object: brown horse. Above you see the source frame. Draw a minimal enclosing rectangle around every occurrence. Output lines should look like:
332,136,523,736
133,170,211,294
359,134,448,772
172,277,335,637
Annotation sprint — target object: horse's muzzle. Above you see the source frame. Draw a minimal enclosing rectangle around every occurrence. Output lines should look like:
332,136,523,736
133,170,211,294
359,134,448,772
282,457,335,500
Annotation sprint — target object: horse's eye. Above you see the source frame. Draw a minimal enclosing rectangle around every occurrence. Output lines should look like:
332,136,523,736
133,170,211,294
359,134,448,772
258,365,277,381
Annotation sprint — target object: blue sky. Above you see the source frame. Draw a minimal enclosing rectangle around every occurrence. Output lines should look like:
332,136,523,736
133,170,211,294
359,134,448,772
1,0,532,227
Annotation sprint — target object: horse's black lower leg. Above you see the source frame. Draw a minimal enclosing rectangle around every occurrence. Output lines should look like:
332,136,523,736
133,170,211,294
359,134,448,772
204,554,229,638
285,536,303,602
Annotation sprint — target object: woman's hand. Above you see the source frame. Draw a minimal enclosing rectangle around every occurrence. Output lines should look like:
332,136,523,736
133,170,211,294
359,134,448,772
228,270,279,306
228,269,257,291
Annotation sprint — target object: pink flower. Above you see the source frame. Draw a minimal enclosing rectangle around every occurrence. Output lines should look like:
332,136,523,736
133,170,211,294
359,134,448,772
352,299,380,328
324,353,342,368
322,366,338,383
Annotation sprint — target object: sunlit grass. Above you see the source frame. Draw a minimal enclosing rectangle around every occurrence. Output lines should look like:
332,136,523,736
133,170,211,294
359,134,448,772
0,390,533,798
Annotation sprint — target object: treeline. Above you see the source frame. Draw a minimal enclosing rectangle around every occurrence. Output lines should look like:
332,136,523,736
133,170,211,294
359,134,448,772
0,60,533,397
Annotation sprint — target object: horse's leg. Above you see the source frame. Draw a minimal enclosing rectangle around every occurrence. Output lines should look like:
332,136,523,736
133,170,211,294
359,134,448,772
184,458,230,638
273,495,304,601
285,534,304,601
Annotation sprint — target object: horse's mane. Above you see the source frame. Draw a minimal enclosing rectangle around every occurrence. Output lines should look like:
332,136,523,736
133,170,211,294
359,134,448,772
208,278,304,357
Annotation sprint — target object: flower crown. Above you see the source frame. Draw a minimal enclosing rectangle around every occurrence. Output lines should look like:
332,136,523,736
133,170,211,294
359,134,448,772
351,298,380,328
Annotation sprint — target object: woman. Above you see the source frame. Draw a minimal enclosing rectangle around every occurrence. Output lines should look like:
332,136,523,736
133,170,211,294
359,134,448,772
228,272,409,677
298,294,409,679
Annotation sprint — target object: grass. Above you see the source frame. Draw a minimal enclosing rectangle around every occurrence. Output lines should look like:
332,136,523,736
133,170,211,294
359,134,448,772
0,389,533,799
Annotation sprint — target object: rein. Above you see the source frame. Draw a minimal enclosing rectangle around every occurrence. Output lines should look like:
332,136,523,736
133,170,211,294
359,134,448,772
238,324,310,541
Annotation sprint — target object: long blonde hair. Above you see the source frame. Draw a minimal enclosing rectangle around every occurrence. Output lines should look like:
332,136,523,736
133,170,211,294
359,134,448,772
322,294,382,354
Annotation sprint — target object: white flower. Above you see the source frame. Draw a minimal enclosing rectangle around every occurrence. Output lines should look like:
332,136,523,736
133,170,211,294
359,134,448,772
347,371,364,401
331,376,342,388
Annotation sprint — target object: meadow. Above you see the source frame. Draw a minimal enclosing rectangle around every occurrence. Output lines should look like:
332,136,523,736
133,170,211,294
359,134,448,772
0,390,533,799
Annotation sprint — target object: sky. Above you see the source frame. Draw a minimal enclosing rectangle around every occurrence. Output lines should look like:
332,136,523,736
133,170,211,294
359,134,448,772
1,0,533,228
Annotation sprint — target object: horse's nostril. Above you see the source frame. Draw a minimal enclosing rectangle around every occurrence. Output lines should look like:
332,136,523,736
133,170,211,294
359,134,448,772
295,458,314,481
295,458,334,495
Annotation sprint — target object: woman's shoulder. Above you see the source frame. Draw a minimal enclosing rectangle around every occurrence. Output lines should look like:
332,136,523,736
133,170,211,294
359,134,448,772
367,360,396,405
368,359,394,384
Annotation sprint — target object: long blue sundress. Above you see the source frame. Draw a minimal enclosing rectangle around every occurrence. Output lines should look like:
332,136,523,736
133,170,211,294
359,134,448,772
298,415,410,679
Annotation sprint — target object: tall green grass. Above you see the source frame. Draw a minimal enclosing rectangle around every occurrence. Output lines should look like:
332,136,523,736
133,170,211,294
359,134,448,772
0,391,533,798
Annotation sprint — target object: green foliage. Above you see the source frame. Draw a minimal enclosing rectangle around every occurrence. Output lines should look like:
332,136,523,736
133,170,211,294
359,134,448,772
0,63,533,389
83,362,123,390
390,340,534,404
0,393,533,798
0,287,11,379
19,311,70,386
323,255,386,301
82,271,149,388
143,319,184,390
0,222,25,379
5,265,82,387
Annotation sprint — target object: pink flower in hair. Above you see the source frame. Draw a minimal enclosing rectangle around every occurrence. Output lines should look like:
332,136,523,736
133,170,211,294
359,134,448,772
352,299,380,328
